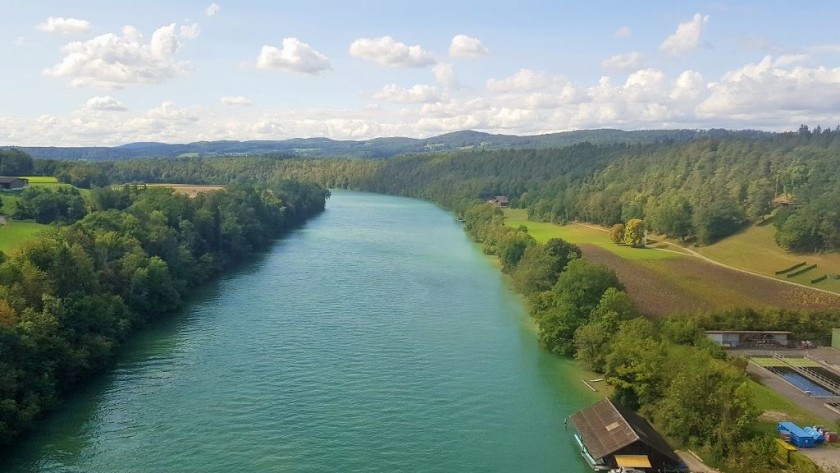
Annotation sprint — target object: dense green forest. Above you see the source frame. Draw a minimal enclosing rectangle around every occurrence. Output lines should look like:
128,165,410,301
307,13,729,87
40,126,840,252
0,180,328,449
355,127,840,250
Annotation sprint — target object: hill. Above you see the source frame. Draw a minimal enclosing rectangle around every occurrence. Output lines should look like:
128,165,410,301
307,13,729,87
7,128,771,160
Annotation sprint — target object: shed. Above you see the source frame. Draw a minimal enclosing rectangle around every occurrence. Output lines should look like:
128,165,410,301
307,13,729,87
570,398,681,471
705,330,791,348
488,195,509,208
0,177,28,191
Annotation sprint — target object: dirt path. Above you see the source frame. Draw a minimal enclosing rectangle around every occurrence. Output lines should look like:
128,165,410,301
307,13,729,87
575,223,840,309
799,446,840,473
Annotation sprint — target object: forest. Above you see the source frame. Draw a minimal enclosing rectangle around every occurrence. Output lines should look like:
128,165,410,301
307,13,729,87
39,125,840,252
0,178,328,448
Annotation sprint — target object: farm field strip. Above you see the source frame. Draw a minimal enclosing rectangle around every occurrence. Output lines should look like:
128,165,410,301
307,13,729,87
503,210,840,314
144,183,224,197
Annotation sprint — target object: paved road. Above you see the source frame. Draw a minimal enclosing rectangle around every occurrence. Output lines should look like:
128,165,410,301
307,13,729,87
675,450,720,473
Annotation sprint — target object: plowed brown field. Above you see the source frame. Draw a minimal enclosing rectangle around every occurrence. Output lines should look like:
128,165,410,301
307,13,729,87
580,244,840,317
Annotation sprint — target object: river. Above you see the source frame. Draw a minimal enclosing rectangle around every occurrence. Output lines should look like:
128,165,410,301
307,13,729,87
3,190,596,472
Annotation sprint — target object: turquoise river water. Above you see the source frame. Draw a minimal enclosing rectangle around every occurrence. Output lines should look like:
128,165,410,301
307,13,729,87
3,190,597,472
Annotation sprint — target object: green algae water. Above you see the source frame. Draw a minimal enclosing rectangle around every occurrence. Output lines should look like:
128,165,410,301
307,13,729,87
3,191,596,472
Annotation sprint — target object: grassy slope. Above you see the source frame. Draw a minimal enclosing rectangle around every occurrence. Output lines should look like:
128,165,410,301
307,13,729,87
693,221,840,293
1,177,83,253
504,209,677,261
0,220,50,253
506,209,840,298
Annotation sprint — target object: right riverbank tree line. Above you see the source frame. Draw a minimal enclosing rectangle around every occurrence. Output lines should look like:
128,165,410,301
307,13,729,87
0,180,328,449
462,204,839,473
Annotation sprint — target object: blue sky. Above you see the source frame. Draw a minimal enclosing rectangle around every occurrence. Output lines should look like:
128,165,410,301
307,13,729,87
2,1,840,145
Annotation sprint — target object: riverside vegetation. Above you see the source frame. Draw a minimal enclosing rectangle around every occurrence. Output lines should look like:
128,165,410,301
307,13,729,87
0,161,329,449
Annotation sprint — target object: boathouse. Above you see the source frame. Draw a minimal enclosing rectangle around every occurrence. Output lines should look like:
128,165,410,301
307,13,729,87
0,177,28,191
570,398,680,471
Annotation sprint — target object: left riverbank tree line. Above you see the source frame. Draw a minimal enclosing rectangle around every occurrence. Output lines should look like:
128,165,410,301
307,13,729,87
0,179,328,448
462,204,836,473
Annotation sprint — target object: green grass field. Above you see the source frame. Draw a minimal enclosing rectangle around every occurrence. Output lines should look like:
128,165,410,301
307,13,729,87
503,209,676,261
747,379,826,432
506,209,840,295
21,176,59,184
0,220,50,253
688,222,840,294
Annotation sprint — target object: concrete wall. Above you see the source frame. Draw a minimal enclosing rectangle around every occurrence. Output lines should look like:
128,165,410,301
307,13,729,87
833,328,840,350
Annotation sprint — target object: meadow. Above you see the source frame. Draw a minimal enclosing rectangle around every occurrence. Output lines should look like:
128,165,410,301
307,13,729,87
502,209,840,316
0,220,50,253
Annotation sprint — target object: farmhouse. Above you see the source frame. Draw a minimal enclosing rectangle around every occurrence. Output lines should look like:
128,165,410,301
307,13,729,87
489,195,509,207
570,398,681,472
705,330,791,348
0,176,28,191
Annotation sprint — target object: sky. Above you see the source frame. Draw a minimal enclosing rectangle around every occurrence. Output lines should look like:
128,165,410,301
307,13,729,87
2,0,840,146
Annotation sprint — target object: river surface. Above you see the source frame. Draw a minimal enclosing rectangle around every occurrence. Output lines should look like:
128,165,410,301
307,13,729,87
3,191,596,472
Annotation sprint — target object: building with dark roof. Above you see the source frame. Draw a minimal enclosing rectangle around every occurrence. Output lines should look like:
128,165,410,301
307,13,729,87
570,398,682,472
0,177,28,191
488,195,509,208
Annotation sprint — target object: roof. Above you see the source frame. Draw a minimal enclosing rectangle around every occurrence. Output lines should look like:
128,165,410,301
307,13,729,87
570,398,678,464
495,195,509,203
0,176,26,184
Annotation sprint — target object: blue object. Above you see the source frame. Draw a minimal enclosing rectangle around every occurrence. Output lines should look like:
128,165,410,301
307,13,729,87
778,372,835,397
803,426,825,443
778,422,817,448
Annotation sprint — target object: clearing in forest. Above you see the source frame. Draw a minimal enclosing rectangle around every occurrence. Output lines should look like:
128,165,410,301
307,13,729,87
145,184,225,198
0,220,50,253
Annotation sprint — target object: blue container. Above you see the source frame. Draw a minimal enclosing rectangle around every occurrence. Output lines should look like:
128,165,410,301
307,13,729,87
778,422,816,448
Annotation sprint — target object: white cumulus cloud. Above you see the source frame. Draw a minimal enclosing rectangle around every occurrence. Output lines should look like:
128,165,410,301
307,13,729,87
349,36,435,68
206,3,221,16
373,84,442,104
83,95,127,111
487,69,551,93
659,13,709,57
601,52,645,72
43,23,198,88
698,56,840,116
180,23,200,40
256,37,331,74
37,17,92,35
449,34,488,58
433,63,459,89
221,96,253,106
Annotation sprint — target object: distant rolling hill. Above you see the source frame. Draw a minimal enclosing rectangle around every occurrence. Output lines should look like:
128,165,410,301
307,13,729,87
9,128,773,160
